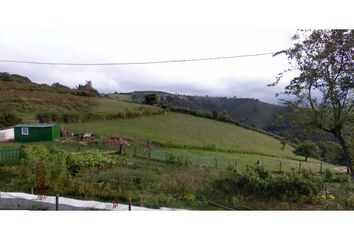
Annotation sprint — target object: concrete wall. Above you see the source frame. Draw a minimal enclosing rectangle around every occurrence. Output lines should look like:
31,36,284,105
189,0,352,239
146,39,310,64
0,128,14,142
0,192,177,211
0,198,91,210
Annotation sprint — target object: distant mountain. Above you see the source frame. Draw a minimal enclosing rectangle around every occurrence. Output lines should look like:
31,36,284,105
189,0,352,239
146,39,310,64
127,91,284,129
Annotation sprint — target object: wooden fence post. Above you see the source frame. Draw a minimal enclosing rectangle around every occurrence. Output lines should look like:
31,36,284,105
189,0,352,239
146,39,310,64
55,194,59,211
298,162,302,173
214,158,218,169
129,198,132,211
320,162,323,174
279,161,282,173
234,160,237,169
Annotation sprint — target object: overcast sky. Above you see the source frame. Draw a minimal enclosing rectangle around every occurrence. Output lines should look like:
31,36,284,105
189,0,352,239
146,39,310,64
0,0,351,104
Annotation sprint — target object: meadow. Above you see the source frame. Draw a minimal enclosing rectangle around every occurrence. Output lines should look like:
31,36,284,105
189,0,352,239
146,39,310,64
66,112,304,159
62,111,345,173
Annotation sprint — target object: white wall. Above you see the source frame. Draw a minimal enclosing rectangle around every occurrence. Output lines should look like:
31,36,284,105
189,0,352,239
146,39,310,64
0,128,14,142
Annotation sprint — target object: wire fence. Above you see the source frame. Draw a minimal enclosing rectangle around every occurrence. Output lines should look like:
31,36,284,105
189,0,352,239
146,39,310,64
123,146,218,168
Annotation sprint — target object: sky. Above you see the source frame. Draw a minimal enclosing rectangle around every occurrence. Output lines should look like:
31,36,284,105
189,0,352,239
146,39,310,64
0,0,352,104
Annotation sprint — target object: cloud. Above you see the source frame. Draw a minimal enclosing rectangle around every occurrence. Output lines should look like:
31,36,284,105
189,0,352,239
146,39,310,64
0,29,295,104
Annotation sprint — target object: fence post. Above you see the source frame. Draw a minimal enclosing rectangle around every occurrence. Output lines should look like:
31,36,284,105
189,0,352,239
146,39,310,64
320,161,323,174
134,146,137,157
55,194,59,211
129,198,132,211
279,161,282,173
214,158,218,169
234,160,237,169
298,162,302,173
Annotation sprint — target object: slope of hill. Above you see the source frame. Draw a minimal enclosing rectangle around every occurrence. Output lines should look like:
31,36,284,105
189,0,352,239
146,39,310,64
65,112,338,172
0,72,163,122
127,91,283,129
65,112,296,158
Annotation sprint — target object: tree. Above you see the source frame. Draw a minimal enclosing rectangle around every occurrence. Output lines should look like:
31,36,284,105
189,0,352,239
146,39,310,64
316,141,344,165
144,94,159,105
271,30,354,176
293,141,319,161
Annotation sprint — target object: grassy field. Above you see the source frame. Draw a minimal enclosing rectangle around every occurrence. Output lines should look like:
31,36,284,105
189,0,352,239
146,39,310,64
66,112,302,159
91,98,161,114
162,148,337,172
62,112,344,173
0,74,162,121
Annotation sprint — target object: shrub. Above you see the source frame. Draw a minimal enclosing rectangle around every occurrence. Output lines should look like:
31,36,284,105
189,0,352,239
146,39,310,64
36,112,60,123
211,164,322,202
144,94,159,105
19,145,69,193
61,113,81,123
0,112,22,128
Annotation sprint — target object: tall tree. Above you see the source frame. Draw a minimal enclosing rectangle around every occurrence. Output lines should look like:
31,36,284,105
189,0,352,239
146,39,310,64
271,30,354,176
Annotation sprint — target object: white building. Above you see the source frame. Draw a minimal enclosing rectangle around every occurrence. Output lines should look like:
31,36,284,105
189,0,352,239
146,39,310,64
0,128,14,142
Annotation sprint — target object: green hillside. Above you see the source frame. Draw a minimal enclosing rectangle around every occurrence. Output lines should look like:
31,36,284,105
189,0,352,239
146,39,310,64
0,72,340,172
66,112,295,158
0,72,348,210
128,91,283,129
0,72,162,122
65,112,338,172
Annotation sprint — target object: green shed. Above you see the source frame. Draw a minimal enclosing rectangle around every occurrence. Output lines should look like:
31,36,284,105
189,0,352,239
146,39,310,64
14,123,60,142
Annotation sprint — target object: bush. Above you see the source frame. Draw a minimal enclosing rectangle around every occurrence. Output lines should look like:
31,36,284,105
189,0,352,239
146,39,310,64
61,113,81,123
36,112,60,123
211,164,322,202
144,94,159,105
19,145,69,193
0,112,22,128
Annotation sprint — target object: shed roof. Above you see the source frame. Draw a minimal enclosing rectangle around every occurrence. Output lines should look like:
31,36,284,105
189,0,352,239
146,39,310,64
15,123,57,128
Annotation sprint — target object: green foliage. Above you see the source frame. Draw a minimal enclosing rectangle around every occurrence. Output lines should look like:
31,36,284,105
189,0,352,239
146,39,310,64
61,112,81,123
293,141,319,161
0,142,350,210
0,112,22,128
36,112,60,123
0,72,31,83
154,93,283,129
272,29,354,176
144,93,159,105
317,141,345,165
35,108,165,123
67,151,117,169
19,145,69,193
211,164,323,202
